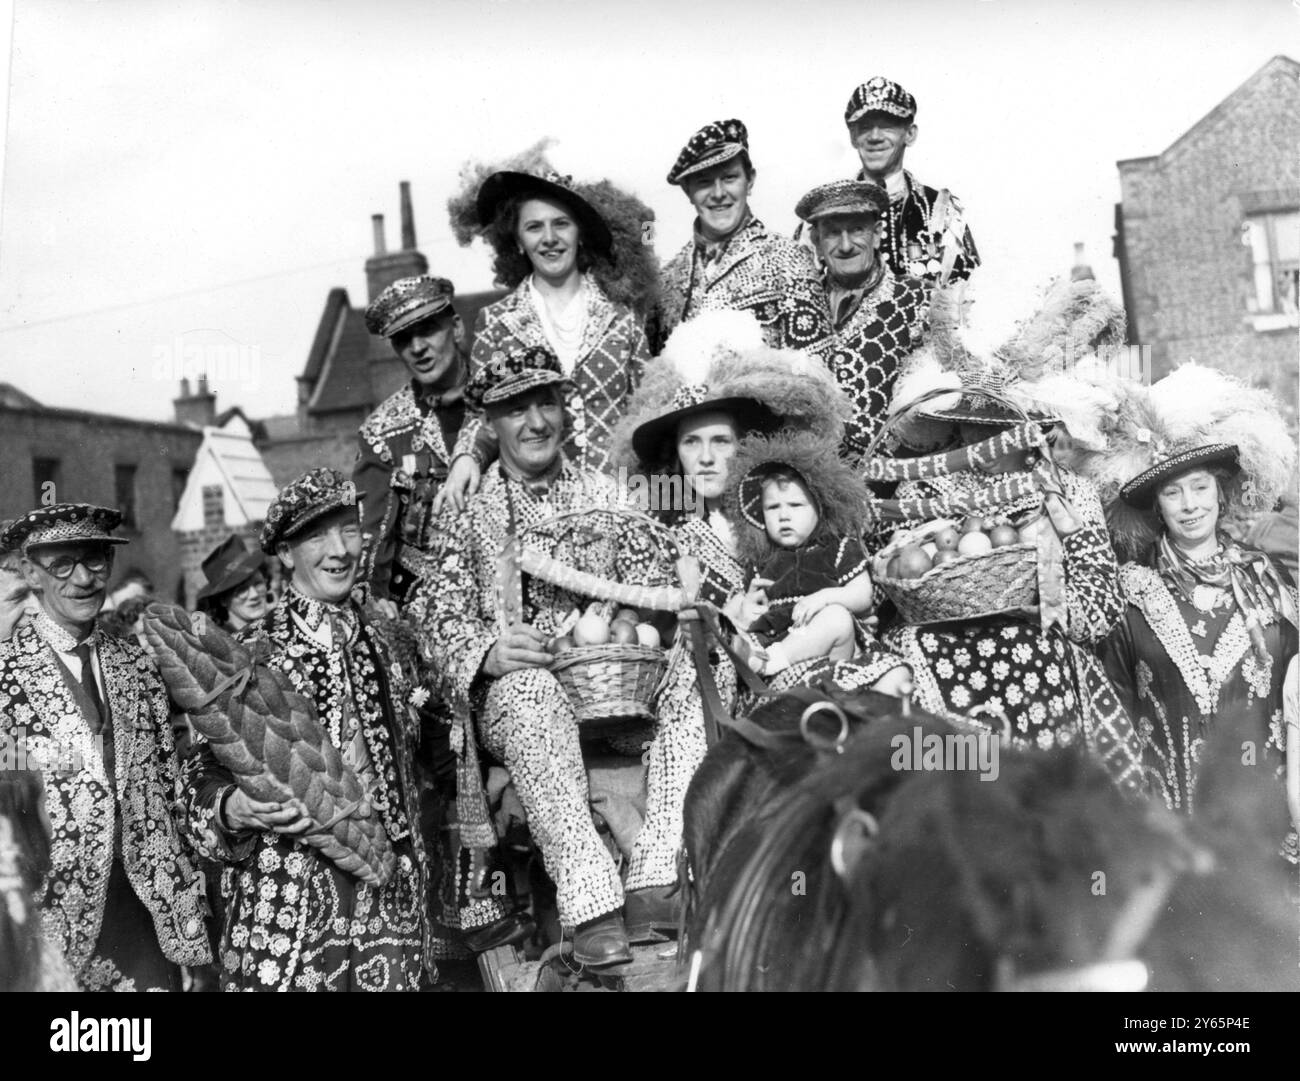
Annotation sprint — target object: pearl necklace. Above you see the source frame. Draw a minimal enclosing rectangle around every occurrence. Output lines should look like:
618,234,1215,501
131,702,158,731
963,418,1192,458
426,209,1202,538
530,275,587,369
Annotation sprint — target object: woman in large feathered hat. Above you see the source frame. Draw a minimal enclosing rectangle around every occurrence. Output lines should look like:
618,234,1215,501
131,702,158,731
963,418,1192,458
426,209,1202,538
611,309,850,613
1093,364,1298,836
443,140,660,492
874,276,1147,790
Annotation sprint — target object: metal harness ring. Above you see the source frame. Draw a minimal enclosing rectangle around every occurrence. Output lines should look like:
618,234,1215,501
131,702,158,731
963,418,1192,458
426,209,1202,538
799,701,850,754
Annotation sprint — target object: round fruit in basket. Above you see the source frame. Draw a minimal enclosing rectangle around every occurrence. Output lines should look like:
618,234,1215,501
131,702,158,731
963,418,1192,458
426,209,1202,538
934,527,960,551
957,531,993,557
932,549,959,567
609,620,638,645
895,544,933,579
547,635,575,655
989,524,1020,548
573,611,611,646
634,623,661,648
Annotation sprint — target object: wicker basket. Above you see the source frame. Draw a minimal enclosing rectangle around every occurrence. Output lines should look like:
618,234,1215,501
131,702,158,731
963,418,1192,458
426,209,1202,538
873,520,1040,625
862,383,1068,626
502,507,688,728
549,643,668,724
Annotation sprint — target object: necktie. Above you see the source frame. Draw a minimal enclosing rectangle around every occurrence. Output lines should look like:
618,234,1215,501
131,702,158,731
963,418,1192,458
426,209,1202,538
71,642,105,729
72,641,117,807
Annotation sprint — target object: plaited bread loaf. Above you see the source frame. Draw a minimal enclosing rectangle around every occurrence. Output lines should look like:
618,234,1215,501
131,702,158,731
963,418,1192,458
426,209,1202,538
144,603,395,887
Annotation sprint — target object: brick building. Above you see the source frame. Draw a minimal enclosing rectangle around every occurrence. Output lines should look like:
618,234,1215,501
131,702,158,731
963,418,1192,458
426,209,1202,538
1113,55,1299,408
0,386,202,602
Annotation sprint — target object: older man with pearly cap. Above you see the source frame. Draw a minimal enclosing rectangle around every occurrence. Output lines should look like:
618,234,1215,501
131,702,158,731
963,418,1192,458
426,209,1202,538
842,77,980,291
795,178,930,459
657,118,833,358
177,469,431,990
0,504,211,990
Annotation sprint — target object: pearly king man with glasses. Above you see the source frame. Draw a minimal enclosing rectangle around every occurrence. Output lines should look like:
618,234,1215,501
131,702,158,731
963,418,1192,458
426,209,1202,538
0,504,210,990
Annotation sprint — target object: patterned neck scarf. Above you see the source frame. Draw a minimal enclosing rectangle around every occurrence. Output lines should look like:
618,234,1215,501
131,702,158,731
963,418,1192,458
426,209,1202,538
827,260,886,327
286,585,358,643
501,457,565,503
1156,532,1298,660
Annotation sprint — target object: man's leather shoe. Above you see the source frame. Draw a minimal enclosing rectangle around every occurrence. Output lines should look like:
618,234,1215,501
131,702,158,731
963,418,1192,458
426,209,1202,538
624,885,679,944
463,911,535,953
571,911,633,967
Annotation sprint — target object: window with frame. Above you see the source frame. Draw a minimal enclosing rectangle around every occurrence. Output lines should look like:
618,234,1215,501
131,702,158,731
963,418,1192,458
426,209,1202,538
114,464,139,530
1243,209,1299,319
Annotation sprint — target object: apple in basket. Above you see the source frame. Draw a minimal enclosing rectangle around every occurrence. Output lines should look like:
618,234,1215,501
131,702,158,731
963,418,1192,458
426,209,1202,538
615,608,640,625
933,527,960,552
989,524,1020,548
932,549,959,568
609,620,639,646
573,611,611,646
895,544,933,580
957,531,993,558
548,635,575,655
634,623,661,648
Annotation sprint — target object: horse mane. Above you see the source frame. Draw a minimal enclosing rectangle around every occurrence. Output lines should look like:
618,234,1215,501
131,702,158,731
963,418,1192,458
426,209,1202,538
686,692,1300,992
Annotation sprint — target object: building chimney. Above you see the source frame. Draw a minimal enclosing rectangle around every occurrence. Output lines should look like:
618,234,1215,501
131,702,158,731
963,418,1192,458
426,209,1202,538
364,183,429,301
174,375,217,428
400,180,417,251
1070,241,1095,282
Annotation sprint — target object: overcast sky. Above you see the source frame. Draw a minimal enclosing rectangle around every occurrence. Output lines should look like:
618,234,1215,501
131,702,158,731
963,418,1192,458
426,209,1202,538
0,0,1295,422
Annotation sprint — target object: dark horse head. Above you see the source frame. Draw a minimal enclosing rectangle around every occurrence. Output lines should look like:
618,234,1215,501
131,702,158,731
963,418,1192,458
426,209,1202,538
683,689,1299,992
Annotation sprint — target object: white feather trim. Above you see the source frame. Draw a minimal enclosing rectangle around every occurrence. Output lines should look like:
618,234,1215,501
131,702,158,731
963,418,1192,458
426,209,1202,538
659,310,766,387
888,350,962,415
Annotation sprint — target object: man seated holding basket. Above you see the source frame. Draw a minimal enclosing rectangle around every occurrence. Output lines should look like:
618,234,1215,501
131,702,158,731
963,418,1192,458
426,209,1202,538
413,345,691,968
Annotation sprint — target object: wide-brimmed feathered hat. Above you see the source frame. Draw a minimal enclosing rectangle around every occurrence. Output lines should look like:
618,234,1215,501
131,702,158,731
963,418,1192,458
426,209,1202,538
611,310,853,474
889,275,1129,451
729,428,873,570
447,140,659,320
475,169,613,259
1077,364,1295,559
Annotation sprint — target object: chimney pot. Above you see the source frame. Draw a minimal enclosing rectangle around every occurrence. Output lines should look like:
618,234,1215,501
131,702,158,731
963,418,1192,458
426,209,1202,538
372,214,387,256
400,181,417,251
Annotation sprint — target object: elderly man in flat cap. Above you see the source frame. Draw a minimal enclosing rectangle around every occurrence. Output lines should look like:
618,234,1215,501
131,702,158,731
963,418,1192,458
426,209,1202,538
0,504,210,990
413,346,695,968
179,469,429,990
842,77,980,293
657,118,833,357
796,179,930,459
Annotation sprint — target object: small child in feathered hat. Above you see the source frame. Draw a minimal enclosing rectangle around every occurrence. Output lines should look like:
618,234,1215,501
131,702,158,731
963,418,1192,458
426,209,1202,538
727,430,904,688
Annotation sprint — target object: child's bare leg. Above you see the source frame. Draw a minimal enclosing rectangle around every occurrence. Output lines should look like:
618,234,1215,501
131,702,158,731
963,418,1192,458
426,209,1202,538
763,605,856,674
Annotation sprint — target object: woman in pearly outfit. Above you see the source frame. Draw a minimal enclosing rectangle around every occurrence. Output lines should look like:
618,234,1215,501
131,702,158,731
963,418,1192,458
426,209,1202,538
1095,367,1297,837
451,170,650,479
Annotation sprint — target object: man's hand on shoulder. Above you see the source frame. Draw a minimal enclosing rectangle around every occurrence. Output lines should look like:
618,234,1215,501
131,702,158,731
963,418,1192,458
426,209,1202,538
432,455,482,516
483,624,552,678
